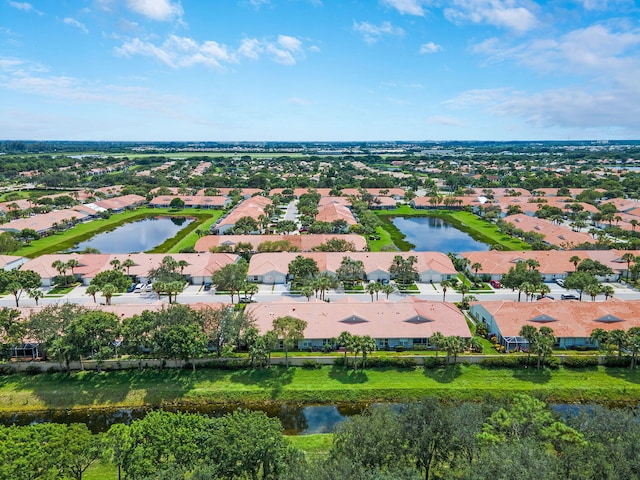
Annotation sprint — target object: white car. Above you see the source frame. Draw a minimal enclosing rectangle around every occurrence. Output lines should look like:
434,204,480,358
145,283,153,292
555,279,565,287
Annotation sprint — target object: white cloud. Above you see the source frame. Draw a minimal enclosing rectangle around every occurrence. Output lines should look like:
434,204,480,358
444,88,510,109
428,115,466,127
288,97,311,105
278,35,302,52
8,1,43,15
116,34,306,68
125,0,183,21
116,35,232,69
419,42,442,54
444,0,538,33
247,0,270,7
381,0,427,16
353,21,405,44
63,18,89,34
0,56,186,112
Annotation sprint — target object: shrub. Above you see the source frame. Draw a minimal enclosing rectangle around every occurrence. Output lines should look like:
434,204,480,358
0,365,17,376
604,356,632,368
562,356,599,368
480,356,527,369
46,366,61,374
365,357,417,369
24,365,42,375
423,357,446,369
302,360,321,369
199,359,252,370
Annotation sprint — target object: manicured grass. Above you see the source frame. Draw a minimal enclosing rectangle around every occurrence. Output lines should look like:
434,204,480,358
85,462,118,480
287,433,333,460
2,364,640,412
13,208,222,258
0,189,68,201
374,207,531,251
168,211,222,253
367,225,396,252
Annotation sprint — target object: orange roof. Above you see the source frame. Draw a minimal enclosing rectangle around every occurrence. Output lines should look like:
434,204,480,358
475,300,640,338
504,214,593,248
247,297,471,339
195,234,368,252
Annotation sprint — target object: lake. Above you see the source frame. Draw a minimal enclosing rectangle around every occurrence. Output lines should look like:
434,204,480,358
74,216,193,254
392,216,490,253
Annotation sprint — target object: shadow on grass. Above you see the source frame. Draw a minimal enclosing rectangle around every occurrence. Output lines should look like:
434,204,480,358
423,364,463,383
229,366,294,399
512,366,552,384
5,368,200,409
328,365,368,384
603,367,640,384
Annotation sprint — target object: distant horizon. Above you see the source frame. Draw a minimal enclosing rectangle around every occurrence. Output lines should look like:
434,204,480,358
1,1,639,141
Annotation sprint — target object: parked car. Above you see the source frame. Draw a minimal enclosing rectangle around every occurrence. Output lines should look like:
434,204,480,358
561,294,578,300
489,280,501,288
203,282,212,291
133,283,144,293
555,279,565,287
145,283,153,292
126,283,136,293
536,294,555,300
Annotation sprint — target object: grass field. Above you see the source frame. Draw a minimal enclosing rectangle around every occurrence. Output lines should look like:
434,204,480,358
2,364,640,413
13,208,222,258
374,207,531,251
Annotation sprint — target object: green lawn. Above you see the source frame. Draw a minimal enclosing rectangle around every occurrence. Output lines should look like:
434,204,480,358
374,207,531,251
13,208,222,258
2,364,640,412
167,211,222,253
367,225,396,252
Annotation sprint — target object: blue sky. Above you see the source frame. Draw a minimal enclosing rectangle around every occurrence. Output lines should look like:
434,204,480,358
1,0,639,141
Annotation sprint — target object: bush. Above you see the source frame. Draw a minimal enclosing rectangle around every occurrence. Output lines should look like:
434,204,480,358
46,366,61,374
302,360,321,369
562,356,599,368
480,356,527,368
0,365,17,376
24,365,42,375
365,357,417,369
199,359,252,370
423,357,446,369
604,356,632,368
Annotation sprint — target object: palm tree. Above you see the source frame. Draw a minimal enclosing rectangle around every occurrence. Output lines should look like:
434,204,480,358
471,262,482,280
122,259,135,276
602,285,615,300
519,325,538,365
381,283,395,299
590,328,609,352
366,282,377,302
458,284,470,302
622,252,635,280
525,259,540,271
430,331,445,359
538,283,551,299
66,259,80,280
584,283,603,302
569,255,581,271
440,280,452,302
177,259,190,275
86,284,99,302
110,258,122,271
28,288,43,306
51,259,68,286
101,283,117,306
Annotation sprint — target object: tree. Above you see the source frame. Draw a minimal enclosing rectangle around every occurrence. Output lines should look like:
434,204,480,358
272,316,307,368
532,326,555,369
519,324,538,366
430,332,445,359
276,220,298,235
471,262,482,279
199,305,255,357
621,252,635,279
211,261,248,303
564,272,599,301
0,269,41,307
381,283,395,299
86,284,99,302
148,255,183,284
232,215,259,234
336,256,365,289
121,258,136,276
311,238,356,252
312,272,338,301
501,261,543,302
52,259,69,286
569,255,581,271
169,197,185,209
67,310,120,368
27,288,43,306
584,283,603,301
287,255,319,285
337,331,353,364
590,328,609,353
0,307,24,360
358,335,376,369
90,269,131,292
101,283,117,306
66,258,80,278
608,329,629,358
389,255,418,287
440,280,452,302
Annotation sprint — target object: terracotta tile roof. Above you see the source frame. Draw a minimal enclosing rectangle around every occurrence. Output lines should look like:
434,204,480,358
194,234,368,252
504,214,593,248
247,297,471,339
475,300,640,338
216,196,272,229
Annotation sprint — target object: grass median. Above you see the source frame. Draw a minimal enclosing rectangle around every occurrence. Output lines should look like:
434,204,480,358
2,363,640,412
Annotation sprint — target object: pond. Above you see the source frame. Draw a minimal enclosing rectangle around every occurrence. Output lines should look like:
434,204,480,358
73,217,193,254
0,403,373,435
392,216,490,253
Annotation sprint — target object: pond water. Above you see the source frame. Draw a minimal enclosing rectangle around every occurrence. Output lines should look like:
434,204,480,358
0,403,371,435
73,217,193,254
392,217,490,253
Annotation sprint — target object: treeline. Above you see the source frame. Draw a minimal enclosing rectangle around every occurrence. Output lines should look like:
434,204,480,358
3,395,640,479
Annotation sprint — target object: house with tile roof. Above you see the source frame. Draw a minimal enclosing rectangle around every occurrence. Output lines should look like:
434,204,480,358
247,251,457,284
470,299,640,351
194,234,368,253
211,196,272,234
247,297,471,350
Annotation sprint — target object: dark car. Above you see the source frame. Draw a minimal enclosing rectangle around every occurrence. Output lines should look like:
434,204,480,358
561,294,579,300
490,280,501,288
536,294,555,300
203,282,212,291
126,283,136,293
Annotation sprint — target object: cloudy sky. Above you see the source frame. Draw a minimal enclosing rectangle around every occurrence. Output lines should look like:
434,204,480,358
1,0,639,141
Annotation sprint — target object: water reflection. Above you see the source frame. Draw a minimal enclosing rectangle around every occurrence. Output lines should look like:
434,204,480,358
74,217,193,254
392,217,490,253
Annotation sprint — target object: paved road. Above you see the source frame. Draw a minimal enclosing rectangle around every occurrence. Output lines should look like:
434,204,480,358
3,281,639,309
